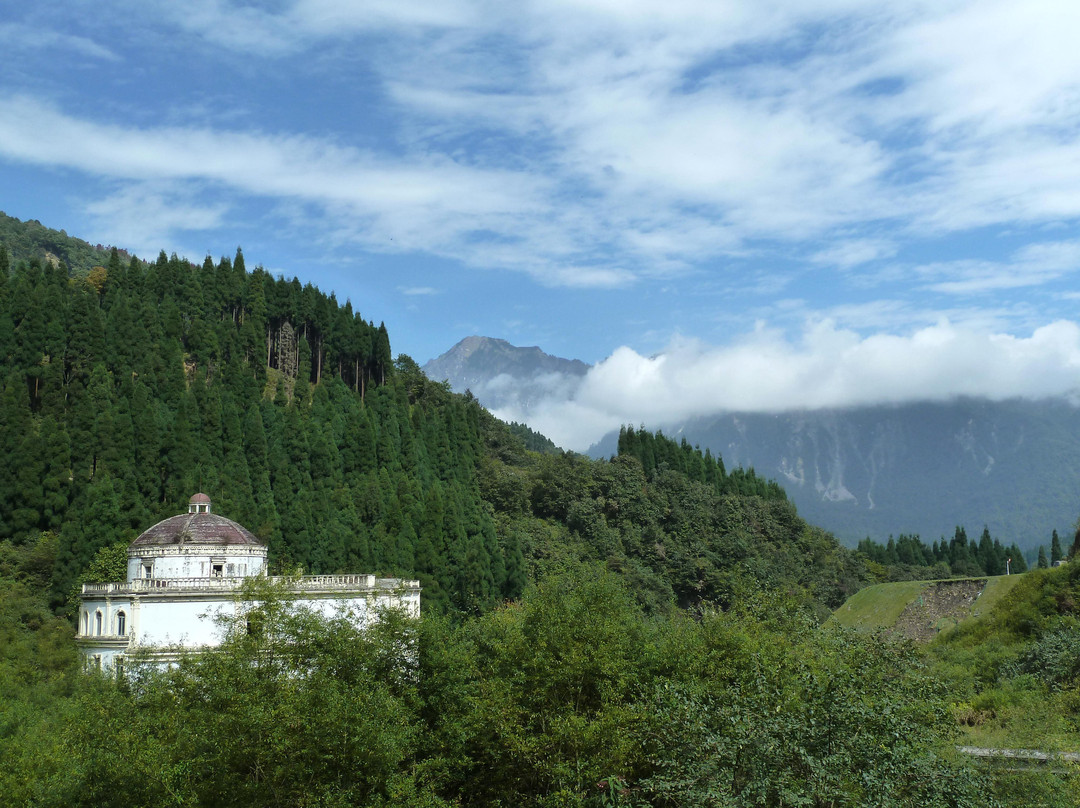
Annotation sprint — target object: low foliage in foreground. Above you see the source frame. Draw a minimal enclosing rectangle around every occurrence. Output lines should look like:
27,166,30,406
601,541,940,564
927,564,1080,807
2,566,991,807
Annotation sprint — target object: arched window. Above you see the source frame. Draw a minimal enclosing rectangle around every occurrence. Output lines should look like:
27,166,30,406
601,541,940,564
116,611,126,636
95,610,103,636
82,611,89,635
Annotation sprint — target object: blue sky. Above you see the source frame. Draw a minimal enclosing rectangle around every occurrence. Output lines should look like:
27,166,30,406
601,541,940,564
4,1,1080,447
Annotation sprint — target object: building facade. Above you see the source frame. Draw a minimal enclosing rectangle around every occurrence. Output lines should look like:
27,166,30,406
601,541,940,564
76,494,420,670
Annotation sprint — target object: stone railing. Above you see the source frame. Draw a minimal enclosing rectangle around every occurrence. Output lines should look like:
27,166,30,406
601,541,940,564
83,574,420,596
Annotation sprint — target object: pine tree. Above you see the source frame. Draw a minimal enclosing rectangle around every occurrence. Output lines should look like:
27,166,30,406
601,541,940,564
1038,545,1049,568
243,403,279,543
0,370,31,538
40,415,71,531
1051,529,1063,565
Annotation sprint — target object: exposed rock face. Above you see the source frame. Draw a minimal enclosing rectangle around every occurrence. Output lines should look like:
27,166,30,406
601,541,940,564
892,580,985,641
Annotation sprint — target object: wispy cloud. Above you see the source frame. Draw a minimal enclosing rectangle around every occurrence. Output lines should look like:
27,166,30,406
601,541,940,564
917,240,1080,294
114,0,1080,287
84,183,228,258
135,0,477,55
812,239,898,270
6,0,1080,316
400,286,440,296
0,94,565,276
0,22,120,61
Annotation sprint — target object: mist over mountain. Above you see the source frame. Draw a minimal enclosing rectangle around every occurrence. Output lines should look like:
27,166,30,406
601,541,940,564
432,336,1080,550
423,336,590,415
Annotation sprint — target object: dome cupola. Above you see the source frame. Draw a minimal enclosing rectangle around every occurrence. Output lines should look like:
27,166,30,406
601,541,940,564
189,492,212,513
126,494,267,581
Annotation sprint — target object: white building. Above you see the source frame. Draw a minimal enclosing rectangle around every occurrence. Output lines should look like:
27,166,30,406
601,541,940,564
77,493,420,670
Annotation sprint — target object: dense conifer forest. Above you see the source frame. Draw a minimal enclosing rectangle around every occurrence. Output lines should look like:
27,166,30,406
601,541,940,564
856,527,1030,582
0,214,1076,805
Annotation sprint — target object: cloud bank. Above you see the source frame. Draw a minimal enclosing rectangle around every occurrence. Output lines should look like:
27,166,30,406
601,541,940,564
493,321,1080,451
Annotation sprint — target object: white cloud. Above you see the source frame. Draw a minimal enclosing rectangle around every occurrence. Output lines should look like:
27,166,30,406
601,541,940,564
139,0,477,54
508,321,1080,450
105,2,1080,237
0,95,575,277
0,95,540,213
917,240,1080,294
400,286,440,296
812,239,898,270
0,23,120,61
84,183,228,258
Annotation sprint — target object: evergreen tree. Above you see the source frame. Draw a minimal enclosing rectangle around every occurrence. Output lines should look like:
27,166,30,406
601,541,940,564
1051,529,1063,565
1037,545,1049,568
0,370,31,538
39,415,71,531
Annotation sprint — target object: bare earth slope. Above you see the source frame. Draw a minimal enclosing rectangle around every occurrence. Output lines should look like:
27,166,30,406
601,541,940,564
832,575,1026,641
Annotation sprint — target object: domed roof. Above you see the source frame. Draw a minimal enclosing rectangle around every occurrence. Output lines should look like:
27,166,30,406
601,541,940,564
129,497,263,549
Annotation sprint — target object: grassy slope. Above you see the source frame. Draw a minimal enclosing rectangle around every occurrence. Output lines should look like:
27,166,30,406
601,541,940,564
831,579,930,631
967,574,1025,622
832,574,1028,634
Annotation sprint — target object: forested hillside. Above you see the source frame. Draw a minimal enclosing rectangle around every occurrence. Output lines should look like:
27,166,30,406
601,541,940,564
0,237,522,616
0,215,866,617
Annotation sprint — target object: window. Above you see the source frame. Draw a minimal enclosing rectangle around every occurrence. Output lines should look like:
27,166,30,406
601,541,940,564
82,610,89,635
116,610,126,635
143,563,153,578
95,610,103,636
212,563,224,577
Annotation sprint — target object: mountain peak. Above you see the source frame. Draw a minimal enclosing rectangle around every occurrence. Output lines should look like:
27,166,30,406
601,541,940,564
423,336,590,412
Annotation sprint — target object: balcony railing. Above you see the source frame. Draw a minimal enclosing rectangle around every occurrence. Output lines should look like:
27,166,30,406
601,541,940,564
82,574,420,596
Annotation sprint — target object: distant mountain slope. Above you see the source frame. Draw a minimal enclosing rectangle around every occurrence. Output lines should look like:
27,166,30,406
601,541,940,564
423,336,589,412
425,336,1080,550
0,210,121,275
590,399,1080,549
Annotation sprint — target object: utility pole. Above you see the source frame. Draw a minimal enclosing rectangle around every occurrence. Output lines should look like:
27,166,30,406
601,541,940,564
1006,557,1011,575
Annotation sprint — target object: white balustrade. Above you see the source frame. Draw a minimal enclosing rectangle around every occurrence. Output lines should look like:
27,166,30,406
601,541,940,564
82,574,419,596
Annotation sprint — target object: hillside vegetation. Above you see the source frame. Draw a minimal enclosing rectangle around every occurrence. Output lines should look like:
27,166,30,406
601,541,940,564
0,214,1070,805
0,217,867,617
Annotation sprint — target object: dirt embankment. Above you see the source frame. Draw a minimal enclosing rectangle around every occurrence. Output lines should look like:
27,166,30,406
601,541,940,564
892,580,985,641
